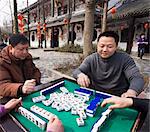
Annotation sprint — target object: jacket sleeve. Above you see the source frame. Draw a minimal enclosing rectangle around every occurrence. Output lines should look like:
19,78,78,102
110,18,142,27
31,61,41,85
0,105,7,118
25,56,41,85
131,98,149,113
0,65,23,97
73,55,91,79
123,55,144,94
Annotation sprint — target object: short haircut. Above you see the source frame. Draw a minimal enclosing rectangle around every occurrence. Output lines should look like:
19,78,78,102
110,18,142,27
9,34,29,47
97,31,119,46
140,33,145,37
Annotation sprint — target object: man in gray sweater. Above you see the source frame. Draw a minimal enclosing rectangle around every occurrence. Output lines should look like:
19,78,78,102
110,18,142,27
73,31,144,97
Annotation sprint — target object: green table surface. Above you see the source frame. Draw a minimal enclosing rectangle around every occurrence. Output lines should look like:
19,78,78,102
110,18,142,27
11,80,138,132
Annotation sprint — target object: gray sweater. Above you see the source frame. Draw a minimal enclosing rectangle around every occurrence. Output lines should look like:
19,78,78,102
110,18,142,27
73,52,144,96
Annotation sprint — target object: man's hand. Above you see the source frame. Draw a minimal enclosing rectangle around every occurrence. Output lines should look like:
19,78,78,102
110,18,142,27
22,79,36,94
121,89,137,98
101,96,133,110
77,73,90,87
4,97,22,112
47,117,64,132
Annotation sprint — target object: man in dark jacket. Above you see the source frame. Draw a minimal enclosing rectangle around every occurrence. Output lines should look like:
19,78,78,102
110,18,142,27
0,34,41,97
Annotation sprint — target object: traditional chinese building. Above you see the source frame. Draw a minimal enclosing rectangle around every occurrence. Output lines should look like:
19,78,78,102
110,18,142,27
20,0,102,48
107,0,150,53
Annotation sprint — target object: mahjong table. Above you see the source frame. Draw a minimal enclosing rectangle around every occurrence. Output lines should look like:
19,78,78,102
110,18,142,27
0,78,139,132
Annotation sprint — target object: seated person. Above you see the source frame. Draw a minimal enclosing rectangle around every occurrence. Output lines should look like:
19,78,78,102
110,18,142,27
101,96,149,131
73,31,144,97
0,34,41,97
0,97,63,132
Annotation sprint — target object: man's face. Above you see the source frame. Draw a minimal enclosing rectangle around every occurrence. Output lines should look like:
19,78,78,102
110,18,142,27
97,36,117,58
10,43,29,60
141,35,145,39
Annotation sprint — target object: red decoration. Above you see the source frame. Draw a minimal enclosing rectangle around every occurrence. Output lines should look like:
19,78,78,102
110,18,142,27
18,14,23,21
144,23,149,29
37,22,41,39
111,7,116,14
43,23,46,31
63,18,69,25
18,14,24,33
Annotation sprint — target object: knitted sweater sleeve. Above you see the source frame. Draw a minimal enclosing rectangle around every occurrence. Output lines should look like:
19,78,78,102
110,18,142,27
73,55,92,79
123,55,144,94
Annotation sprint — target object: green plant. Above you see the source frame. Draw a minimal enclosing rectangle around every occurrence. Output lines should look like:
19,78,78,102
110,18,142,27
54,54,84,76
57,44,83,53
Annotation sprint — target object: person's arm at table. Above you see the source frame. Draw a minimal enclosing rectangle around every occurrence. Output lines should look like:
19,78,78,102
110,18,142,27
131,98,149,113
121,55,144,97
0,97,22,118
46,117,64,132
101,96,149,113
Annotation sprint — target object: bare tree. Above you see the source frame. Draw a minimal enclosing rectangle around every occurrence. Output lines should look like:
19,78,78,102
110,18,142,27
9,0,13,33
13,0,19,33
101,0,108,32
83,0,96,58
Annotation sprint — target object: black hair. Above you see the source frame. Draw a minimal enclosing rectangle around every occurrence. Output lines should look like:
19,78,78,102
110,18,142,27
9,34,29,47
97,31,119,46
140,33,145,37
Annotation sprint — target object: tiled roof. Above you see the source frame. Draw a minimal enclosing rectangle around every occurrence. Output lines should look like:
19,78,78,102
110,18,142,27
108,0,150,21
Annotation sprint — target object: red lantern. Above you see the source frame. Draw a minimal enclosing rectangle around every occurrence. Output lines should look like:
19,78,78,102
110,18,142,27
37,22,41,40
43,23,46,32
144,23,149,29
63,18,68,25
18,14,25,33
37,22,40,30
18,14,23,21
111,7,116,14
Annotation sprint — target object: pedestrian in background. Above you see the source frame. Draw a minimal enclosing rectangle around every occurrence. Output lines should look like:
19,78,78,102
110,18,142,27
0,37,7,52
136,33,148,57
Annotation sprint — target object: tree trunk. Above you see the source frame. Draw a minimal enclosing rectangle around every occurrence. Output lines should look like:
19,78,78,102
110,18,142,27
13,0,19,33
126,17,135,54
101,0,108,32
83,0,96,58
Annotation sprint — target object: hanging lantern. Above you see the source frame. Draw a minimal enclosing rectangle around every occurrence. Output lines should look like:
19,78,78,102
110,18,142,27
111,7,116,14
111,7,116,19
144,23,149,29
63,18,69,25
18,14,25,33
43,23,47,32
37,22,41,40
18,14,23,21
